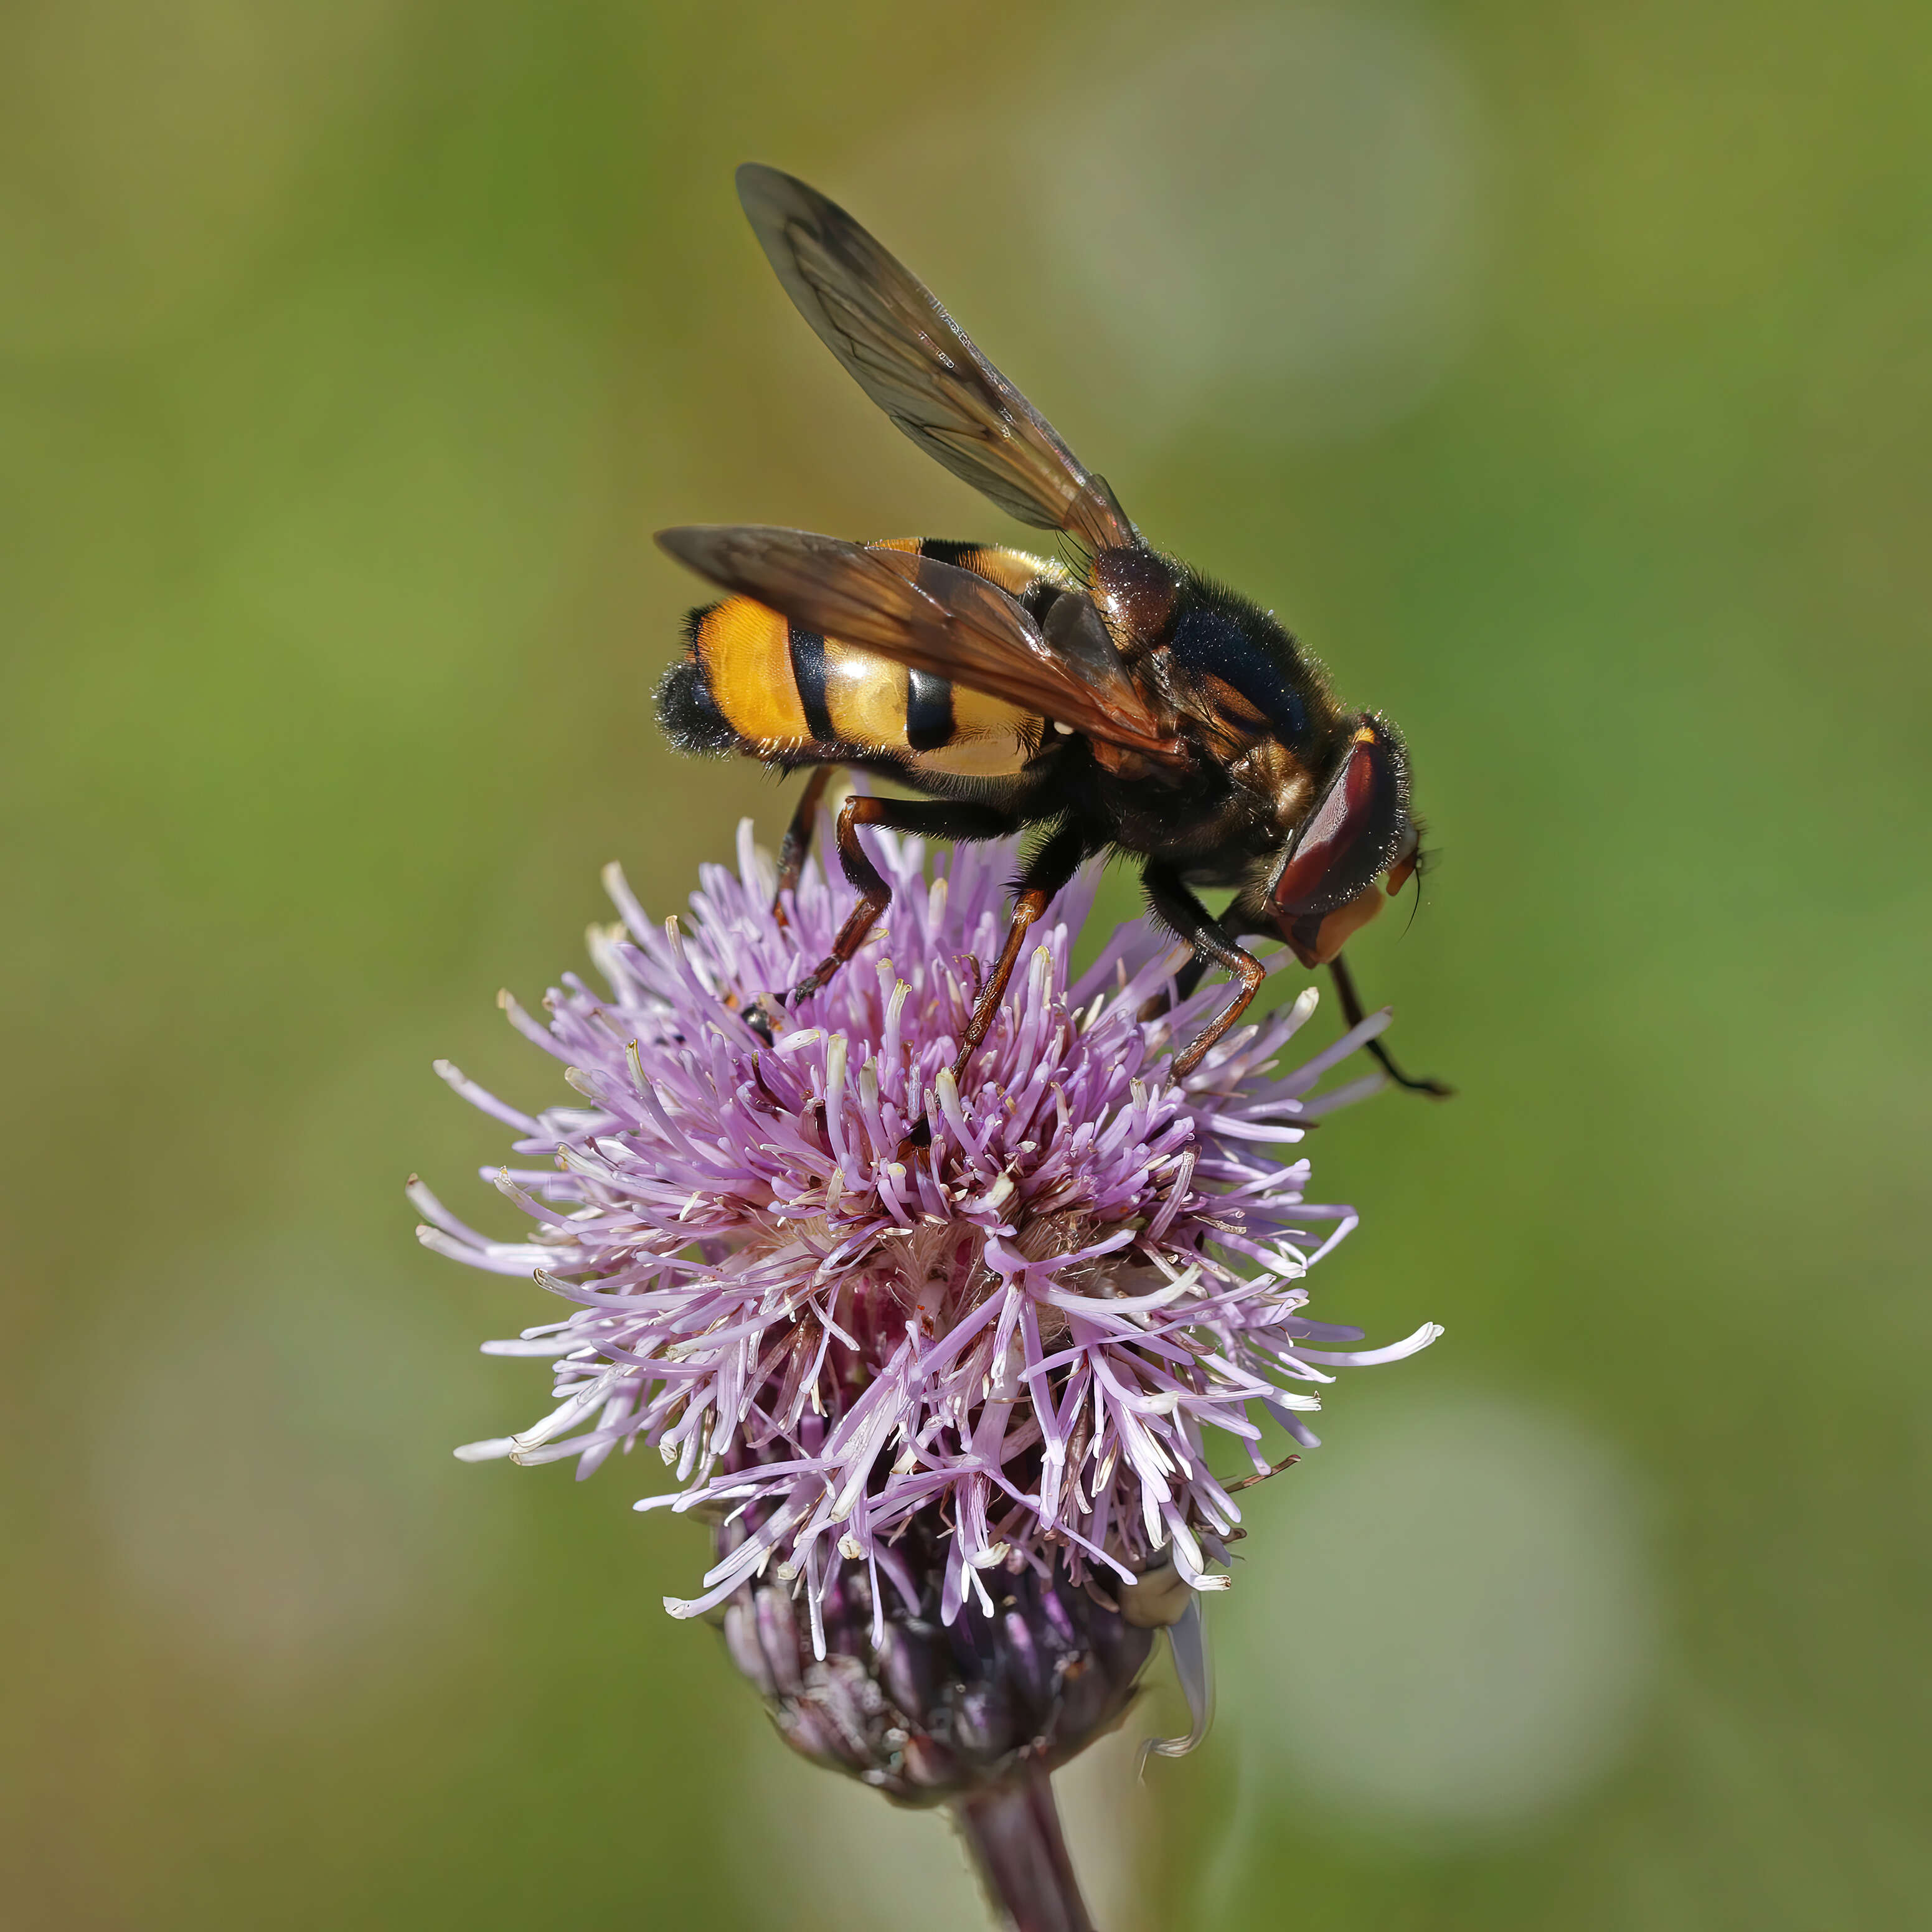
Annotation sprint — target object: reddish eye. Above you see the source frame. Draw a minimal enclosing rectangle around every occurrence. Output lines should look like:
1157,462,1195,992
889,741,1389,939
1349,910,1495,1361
1271,717,1411,924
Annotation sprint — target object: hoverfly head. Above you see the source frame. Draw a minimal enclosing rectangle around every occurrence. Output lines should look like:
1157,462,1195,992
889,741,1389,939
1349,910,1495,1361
1270,715,1414,967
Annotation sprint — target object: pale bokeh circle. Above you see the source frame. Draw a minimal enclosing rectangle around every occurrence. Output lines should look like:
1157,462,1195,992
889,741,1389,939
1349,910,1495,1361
1035,6,1491,448
841,7,1491,472
1222,1390,1657,1832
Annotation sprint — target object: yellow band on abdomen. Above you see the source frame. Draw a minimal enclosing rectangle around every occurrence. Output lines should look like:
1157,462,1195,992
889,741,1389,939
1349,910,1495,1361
821,640,910,750
695,598,809,743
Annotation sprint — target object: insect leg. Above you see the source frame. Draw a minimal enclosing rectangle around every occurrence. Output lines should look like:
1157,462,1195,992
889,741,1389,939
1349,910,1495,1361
1327,953,1454,1098
1140,902,1273,1019
788,794,1018,1004
1141,865,1269,1079
948,822,1088,1084
771,765,837,927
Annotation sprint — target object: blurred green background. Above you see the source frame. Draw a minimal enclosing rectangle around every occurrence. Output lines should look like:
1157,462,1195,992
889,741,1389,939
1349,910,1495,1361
5,1,1928,1926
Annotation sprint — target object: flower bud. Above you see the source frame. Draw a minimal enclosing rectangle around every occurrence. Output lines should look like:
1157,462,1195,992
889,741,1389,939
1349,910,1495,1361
716,1510,1154,1804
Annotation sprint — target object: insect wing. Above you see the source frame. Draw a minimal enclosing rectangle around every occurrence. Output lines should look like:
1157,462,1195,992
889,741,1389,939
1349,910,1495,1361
656,524,1183,760
736,164,1138,555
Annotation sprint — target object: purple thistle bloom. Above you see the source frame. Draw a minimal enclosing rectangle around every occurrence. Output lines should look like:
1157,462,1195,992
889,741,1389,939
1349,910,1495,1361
417,814,1438,1847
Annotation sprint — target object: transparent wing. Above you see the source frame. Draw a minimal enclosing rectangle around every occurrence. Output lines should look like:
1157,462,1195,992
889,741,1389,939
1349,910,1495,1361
737,164,1138,554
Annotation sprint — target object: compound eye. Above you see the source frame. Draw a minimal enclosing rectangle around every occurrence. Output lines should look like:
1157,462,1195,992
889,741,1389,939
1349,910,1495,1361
1271,717,1410,923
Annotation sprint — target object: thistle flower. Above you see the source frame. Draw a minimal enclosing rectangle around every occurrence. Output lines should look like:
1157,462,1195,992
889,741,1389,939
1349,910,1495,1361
417,814,1438,1928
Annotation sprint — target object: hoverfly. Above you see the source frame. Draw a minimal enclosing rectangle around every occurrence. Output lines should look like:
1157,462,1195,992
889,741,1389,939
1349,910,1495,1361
656,164,1448,1098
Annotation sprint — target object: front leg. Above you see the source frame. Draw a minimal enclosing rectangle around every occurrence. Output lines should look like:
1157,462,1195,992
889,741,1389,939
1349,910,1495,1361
1327,951,1454,1098
788,794,1019,1004
1141,865,1269,1079
1142,902,1271,1017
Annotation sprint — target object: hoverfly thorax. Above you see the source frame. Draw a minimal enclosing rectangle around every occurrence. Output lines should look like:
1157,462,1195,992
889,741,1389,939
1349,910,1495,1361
1089,547,1181,648
1270,716,1413,967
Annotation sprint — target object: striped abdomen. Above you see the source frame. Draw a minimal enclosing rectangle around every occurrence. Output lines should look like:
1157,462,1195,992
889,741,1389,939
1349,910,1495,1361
658,539,1060,781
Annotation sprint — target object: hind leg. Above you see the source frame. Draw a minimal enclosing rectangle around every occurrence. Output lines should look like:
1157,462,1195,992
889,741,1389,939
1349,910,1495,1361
771,766,837,928
788,793,1019,1003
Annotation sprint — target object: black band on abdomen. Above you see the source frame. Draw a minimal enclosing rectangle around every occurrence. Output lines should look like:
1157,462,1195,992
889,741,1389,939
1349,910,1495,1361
905,667,954,751
788,626,834,743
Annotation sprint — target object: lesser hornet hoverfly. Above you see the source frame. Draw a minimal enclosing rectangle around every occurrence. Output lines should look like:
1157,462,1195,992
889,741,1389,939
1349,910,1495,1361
657,165,1448,1101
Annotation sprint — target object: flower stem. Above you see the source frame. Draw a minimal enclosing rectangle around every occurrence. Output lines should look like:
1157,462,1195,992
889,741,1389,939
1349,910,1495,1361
952,1765,1095,1932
